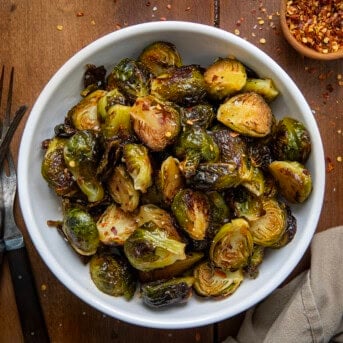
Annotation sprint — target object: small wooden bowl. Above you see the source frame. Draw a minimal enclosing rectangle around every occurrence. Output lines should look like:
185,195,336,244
280,0,343,60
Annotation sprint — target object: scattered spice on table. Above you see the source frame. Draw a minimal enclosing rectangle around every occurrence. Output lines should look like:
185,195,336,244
285,0,343,54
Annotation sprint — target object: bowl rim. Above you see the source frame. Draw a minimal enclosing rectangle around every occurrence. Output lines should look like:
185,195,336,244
17,20,325,329
279,0,343,60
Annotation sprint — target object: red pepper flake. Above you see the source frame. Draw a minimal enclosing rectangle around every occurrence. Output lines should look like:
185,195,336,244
115,23,122,30
145,1,151,6
160,16,167,21
167,4,171,10
185,6,191,11
326,157,334,173
76,11,84,17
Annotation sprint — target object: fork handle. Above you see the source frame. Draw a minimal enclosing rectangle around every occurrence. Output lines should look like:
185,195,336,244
7,247,50,342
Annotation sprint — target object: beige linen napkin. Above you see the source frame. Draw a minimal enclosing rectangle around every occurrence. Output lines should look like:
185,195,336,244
223,225,343,343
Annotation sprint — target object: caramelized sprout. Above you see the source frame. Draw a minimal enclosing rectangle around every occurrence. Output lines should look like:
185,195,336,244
180,104,216,129
244,245,265,279
97,88,127,121
242,78,279,102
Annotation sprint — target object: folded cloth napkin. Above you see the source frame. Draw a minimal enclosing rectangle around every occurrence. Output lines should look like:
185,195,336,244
223,225,343,343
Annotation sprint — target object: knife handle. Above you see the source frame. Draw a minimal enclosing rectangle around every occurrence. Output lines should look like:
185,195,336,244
7,247,50,342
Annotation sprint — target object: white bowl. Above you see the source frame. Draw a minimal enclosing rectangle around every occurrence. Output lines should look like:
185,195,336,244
18,21,325,329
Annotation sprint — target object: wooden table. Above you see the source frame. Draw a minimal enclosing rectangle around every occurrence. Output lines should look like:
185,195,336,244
0,1,342,342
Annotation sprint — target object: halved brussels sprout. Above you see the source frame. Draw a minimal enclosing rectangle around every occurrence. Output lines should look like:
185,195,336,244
158,156,185,204
97,88,127,121
242,78,279,102
217,92,273,137
96,204,138,245
81,64,106,96
63,130,104,202
138,41,182,76
90,253,136,300
171,189,210,240
204,58,247,100
241,166,265,197
67,90,106,131
244,245,265,279
130,95,181,151
62,207,99,256
123,143,153,193
138,251,204,283
107,165,139,212
180,104,216,129
141,276,194,308
272,117,311,163
249,198,287,247
41,137,77,196
269,161,312,203
101,104,133,140
107,58,150,103
124,222,186,271
210,218,253,270
151,65,207,106
193,261,244,297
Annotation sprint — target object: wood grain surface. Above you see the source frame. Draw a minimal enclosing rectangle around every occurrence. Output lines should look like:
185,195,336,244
0,1,342,342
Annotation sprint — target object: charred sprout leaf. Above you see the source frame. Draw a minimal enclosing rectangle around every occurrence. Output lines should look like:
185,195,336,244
138,252,204,283
97,88,128,121
106,165,140,212
82,64,106,95
189,162,240,191
158,156,185,204
272,117,311,163
130,95,181,151
90,253,136,300
107,58,150,103
67,90,106,131
101,104,133,140
175,127,220,178
241,166,266,197
244,245,265,279
204,58,247,100
96,204,138,245
41,137,77,196
249,198,287,247
123,143,153,193
181,104,216,129
138,41,182,76
151,65,207,106
64,130,104,202
269,161,312,203
141,276,194,308
217,92,273,137
193,261,244,297
242,78,279,102
123,222,186,272
171,189,211,241
210,218,253,271
62,207,99,256
54,122,76,138
248,142,273,171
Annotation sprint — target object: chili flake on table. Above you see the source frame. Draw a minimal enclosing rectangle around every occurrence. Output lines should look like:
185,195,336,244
285,0,343,54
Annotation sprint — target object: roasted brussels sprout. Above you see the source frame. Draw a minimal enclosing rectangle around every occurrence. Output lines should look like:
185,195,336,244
175,127,220,178
97,88,127,121
130,95,181,151
244,245,265,279
90,253,136,299
180,104,216,129
242,78,279,102
193,261,244,297
62,207,99,256
249,198,287,247
96,204,138,245
172,189,210,241
101,104,133,140
138,252,204,283
241,166,266,197
210,218,253,271
63,130,104,202
123,143,153,193
272,117,311,163
151,65,207,106
124,222,186,271
107,58,150,103
269,161,312,203
217,92,273,137
82,64,106,96
141,276,194,308
67,90,106,131
41,137,77,196
204,58,247,100
106,165,140,212
158,156,185,204
138,41,182,76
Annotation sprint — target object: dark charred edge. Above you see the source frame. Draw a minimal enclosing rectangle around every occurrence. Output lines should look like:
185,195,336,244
214,0,220,27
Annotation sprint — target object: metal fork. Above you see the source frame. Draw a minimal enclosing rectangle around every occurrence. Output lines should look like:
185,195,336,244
0,66,50,342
